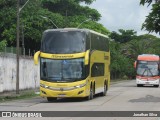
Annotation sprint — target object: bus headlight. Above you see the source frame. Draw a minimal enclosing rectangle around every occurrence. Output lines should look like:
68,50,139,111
40,84,49,88
75,83,86,88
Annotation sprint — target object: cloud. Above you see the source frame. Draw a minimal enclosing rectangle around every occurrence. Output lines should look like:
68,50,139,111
89,0,160,37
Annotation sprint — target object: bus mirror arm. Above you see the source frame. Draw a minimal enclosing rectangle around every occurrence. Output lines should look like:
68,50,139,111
84,50,90,65
34,51,40,65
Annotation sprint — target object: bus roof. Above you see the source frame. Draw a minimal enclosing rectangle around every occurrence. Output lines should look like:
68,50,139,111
137,54,159,61
44,28,109,38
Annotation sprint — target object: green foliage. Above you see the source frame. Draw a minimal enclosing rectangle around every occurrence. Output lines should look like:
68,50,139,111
140,0,160,34
142,3,160,34
75,0,96,4
0,0,108,52
110,41,135,79
42,0,101,22
109,29,137,43
0,40,7,51
0,0,16,47
125,34,160,59
140,0,159,5
110,31,160,80
140,0,153,6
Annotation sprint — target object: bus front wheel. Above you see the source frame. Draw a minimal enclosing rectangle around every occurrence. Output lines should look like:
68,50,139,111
47,97,57,102
87,85,94,100
137,84,143,87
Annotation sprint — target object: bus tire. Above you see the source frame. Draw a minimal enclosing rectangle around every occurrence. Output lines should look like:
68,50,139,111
100,82,107,96
137,84,142,87
47,97,57,102
87,84,93,100
103,83,107,96
154,85,159,88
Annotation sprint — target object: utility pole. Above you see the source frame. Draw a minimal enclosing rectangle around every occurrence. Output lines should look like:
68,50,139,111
16,0,20,94
16,0,30,94
65,10,68,27
22,23,25,55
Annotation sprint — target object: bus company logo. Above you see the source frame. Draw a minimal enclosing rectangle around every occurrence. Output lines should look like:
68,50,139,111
1,112,42,118
2,112,11,117
51,55,74,58
60,88,64,91
56,84,67,86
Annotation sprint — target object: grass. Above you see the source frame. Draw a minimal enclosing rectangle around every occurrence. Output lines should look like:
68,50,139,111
0,90,39,102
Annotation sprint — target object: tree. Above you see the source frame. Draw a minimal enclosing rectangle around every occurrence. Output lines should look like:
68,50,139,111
0,0,109,54
41,0,109,35
140,0,160,34
109,29,137,43
0,0,16,49
42,0,100,21
140,0,159,5
123,34,160,59
0,0,64,53
110,41,135,79
111,33,160,80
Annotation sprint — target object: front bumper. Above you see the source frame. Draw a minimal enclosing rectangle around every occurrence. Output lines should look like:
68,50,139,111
136,78,159,85
40,85,89,98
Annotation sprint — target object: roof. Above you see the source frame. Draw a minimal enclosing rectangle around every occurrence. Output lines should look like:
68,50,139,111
44,28,109,38
137,54,159,61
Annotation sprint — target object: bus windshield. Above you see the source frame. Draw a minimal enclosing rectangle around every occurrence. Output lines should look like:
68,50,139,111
136,61,159,77
40,58,86,82
41,31,86,54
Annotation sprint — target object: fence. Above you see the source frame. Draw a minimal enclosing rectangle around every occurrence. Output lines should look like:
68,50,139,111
0,47,36,57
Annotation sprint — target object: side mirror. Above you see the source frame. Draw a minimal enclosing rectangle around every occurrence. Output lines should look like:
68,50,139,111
34,51,40,65
84,50,90,65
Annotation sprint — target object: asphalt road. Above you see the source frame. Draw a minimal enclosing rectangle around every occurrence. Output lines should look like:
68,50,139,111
0,80,160,120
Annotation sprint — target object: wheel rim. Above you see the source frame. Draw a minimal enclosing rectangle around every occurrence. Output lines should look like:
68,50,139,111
90,88,93,99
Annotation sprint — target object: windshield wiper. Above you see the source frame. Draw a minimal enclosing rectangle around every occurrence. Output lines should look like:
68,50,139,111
148,68,153,76
141,68,155,77
141,68,147,76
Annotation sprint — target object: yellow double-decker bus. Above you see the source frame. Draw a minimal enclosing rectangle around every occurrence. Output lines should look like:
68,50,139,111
34,28,110,101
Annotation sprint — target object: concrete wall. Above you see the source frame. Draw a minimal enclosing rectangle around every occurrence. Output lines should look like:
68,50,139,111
0,53,40,93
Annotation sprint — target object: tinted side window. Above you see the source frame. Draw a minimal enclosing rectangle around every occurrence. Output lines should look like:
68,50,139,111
91,33,109,52
91,63,104,77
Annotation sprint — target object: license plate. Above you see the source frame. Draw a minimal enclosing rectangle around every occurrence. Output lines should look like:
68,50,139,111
145,82,149,84
58,94,66,97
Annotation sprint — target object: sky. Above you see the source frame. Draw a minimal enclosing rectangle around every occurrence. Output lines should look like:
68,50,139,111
89,0,160,37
